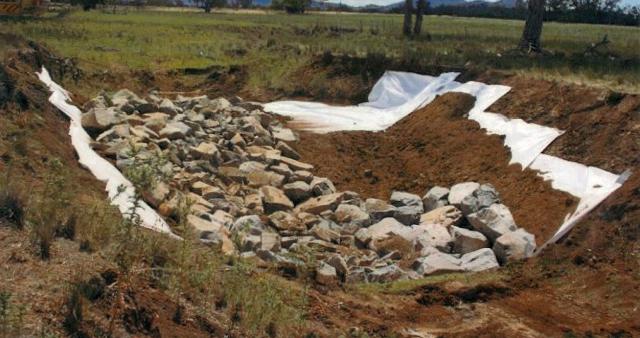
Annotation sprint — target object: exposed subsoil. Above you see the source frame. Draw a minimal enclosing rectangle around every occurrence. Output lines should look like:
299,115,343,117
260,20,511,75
291,92,577,243
488,75,640,173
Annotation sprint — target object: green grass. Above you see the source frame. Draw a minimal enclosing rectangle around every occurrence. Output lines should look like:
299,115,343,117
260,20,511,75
1,8,639,93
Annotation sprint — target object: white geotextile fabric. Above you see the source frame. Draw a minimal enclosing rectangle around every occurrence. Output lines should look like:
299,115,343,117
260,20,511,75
264,71,627,245
37,68,173,235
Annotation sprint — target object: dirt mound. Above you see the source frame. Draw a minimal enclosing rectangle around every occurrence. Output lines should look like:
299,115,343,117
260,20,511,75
488,75,640,173
291,92,576,243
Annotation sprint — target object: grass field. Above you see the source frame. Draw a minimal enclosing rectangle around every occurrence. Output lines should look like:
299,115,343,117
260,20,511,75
2,8,639,92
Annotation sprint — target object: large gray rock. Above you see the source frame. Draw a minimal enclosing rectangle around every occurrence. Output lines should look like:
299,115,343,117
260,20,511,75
271,126,297,142
159,122,192,140
335,204,371,227
294,192,344,215
316,262,338,286
393,206,423,226
310,220,341,243
190,142,221,162
269,211,305,232
412,252,464,275
448,182,480,206
460,248,499,272
413,223,453,253
364,198,397,223
367,264,406,283
467,203,518,242
310,177,336,196
326,254,348,279
260,186,294,213
260,232,281,252
420,205,462,227
390,191,424,225
158,98,181,116
282,181,312,203
247,170,285,188
81,107,124,132
459,184,500,216
231,215,265,235
422,186,450,212
451,226,489,254
493,229,536,264
390,191,423,210
275,141,300,160
239,161,267,173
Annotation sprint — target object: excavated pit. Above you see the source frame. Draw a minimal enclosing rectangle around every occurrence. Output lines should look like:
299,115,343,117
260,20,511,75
290,92,578,244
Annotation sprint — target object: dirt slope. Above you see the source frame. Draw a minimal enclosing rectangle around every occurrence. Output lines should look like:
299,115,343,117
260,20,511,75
291,92,577,243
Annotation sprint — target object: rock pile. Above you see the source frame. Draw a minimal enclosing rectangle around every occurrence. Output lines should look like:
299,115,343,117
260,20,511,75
85,89,537,285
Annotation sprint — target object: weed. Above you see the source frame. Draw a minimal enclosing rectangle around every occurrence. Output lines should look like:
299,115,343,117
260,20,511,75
62,284,86,337
27,158,73,260
0,291,26,336
0,177,25,229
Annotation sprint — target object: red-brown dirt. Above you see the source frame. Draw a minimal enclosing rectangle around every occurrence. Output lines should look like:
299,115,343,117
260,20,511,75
291,92,577,243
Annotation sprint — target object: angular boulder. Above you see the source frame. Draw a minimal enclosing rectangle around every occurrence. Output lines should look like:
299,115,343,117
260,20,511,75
260,186,294,213
451,226,489,254
493,228,536,264
467,203,518,242
422,186,450,212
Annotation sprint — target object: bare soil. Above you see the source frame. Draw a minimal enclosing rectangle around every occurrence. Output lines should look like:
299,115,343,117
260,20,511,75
291,92,577,243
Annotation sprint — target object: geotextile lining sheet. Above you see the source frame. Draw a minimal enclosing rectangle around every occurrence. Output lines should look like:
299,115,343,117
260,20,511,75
37,68,174,236
264,71,628,246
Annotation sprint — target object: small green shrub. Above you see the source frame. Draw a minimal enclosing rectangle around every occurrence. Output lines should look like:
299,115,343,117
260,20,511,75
0,181,25,229
28,158,73,260
0,291,26,336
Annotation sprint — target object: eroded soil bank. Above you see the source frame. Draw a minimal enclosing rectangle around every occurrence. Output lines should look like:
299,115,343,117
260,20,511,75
290,92,577,243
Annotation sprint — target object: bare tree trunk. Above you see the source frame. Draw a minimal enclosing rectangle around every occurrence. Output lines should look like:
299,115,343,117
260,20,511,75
414,0,425,35
403,0,413,37
519,0,545,52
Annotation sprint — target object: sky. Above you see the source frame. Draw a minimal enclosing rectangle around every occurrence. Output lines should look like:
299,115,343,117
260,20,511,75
325,0,640,8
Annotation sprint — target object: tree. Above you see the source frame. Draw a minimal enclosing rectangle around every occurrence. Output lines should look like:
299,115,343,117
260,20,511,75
519,0,545,52
272,0,310,13
403,0,413,37
202,0,226,12
414,0,426,35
